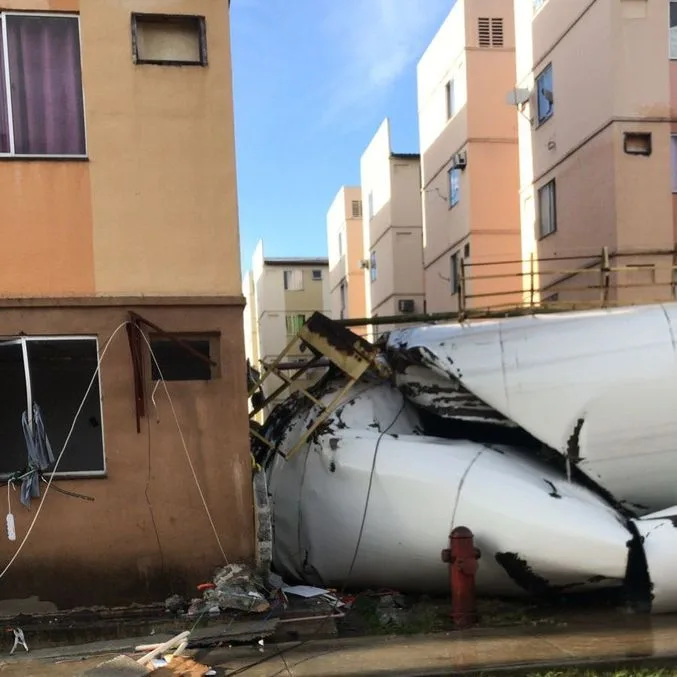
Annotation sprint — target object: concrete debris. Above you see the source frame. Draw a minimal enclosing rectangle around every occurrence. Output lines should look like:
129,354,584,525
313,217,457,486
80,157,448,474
165,563,270,618
164,596,186,615
203,564,269,614
261,304,677,615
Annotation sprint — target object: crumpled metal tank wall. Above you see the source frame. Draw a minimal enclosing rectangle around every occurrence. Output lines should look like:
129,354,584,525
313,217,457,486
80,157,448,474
386,303,677,515
267,381,633,598
264,304,677,612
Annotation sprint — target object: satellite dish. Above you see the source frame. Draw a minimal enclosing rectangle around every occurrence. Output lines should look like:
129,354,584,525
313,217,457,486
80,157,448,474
506,87,531,106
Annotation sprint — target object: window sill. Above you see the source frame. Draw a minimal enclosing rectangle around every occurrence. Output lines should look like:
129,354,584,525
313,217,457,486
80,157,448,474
0,471,106,481
536,113,553,129
537,229,557,241
135,59,207,67
0,155,89,162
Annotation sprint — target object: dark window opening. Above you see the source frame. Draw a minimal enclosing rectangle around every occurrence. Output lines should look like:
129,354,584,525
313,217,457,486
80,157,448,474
132,13,208,66
150,335,217,381
312,269,323,281
0,338,104,477
451,252,460,295
624,132,652,156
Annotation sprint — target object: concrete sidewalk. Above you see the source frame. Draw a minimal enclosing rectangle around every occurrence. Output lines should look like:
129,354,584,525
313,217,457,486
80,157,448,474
3,614,677,675
204,616,677,676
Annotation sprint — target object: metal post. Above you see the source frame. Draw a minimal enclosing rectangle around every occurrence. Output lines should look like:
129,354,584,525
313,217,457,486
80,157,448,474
600,246,611,307
458,258,467,321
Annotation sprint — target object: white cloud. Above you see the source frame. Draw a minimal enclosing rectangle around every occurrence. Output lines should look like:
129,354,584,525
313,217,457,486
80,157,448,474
318,0,453,128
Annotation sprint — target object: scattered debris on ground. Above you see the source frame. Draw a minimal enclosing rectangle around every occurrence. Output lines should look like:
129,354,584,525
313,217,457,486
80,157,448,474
164,564,270,619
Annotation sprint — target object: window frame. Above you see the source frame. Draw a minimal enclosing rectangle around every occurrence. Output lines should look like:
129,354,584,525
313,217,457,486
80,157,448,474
671,135,677,193
131,12,208,67
536,63,554,125
283,269,304,291
285,314,306,338
0,335,106,480
446,79,456,120
311,269,323,281
450,252,460,295
0,11,88,160
671,1,677,60
448,167,461,208
537,179,557,239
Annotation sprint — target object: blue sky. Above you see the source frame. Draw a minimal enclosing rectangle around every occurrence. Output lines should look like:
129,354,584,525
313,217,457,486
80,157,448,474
231,0,455,270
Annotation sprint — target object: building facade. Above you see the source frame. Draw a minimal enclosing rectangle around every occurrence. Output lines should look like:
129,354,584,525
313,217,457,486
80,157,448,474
243,241,330,410
360,119,425,337
417,0,522,313
515,0,676,305
0,0,252,608
326,186,367,330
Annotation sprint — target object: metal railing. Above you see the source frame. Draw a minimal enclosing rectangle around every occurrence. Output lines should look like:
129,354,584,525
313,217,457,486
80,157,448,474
457,247,677,319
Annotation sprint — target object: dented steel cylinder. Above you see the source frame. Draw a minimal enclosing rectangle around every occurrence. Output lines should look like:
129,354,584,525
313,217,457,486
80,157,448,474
441,526,480,628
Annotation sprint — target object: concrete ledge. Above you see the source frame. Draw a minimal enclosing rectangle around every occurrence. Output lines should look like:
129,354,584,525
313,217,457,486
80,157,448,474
0,295,246,309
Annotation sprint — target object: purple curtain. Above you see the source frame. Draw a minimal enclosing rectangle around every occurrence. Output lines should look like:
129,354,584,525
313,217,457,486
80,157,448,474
0,32,9,154
6,15,86,156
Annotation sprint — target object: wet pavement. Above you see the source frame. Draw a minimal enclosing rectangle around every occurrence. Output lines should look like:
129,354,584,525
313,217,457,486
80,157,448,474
2,614,677,675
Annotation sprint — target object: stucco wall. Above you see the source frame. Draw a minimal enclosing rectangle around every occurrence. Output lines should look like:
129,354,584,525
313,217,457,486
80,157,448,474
0,299,253,608
0,0,240,297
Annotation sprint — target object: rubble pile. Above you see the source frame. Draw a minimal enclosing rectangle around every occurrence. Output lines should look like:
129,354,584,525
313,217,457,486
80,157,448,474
165,563,270,618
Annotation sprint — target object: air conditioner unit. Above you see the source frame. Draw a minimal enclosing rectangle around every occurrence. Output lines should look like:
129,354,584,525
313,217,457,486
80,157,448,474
398,299,415,314
452,151,467,170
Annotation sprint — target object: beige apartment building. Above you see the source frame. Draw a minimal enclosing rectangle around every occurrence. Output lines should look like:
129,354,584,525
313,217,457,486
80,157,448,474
514,0,677,305
243,240,330,409
326,186,367,330
0,0,252,608
417,0,522,313
360,118,425,336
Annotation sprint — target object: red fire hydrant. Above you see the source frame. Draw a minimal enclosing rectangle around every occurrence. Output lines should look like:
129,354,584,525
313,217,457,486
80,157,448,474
441,526,480,628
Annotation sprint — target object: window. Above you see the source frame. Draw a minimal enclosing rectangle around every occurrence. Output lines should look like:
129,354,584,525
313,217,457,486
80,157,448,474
537,180,557,238
367,191,374,220
478,17,504,47
448,168,461,207
132,13,207,66
370,251,377,282
624,132,652,156
351,200,362,218
671,135,677,192
339,282,346,320
150,335,218,381
446,79,456,119
283,269,303,291
312,269,323,281
536,64,554,124
450,252,460,295
0,337,104,478
285,314,306,337
464,242,471,258
0,13,86,157
671,1,677,59
533,0,547,13
338,231,344,258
